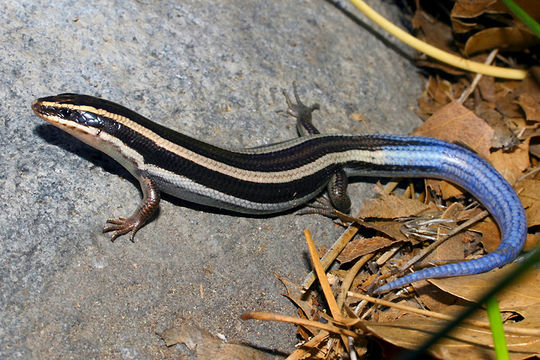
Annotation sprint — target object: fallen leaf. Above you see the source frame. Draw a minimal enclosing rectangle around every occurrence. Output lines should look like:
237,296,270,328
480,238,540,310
477,76,496,103
278,277,320,324
470,216,501,253
357,193,434,219
424,233,471,265
414,282,464,313
525,233,540,252
475,102,519,151
412,4,455,53
516,93,540,122
465,27,540,55
496,92,524,118
413,232,478,312
451,0,499,19
426,178,464,200
287,332,332,360
513,69,540,99
487,140,530,184
515,178,540,227
337,236,396,264
365,311,540,360
413,101,494,159
158,323,272,359
450,0,510,34
417,76,455,118
429,265,540,309
360,220,416,244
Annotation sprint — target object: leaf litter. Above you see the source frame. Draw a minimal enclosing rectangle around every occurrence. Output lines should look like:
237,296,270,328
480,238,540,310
240,1,540,359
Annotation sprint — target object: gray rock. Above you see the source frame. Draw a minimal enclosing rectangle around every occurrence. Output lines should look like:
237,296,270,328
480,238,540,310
0,0,421,358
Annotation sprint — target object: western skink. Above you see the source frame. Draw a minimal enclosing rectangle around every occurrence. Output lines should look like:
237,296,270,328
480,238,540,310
32,87,527,294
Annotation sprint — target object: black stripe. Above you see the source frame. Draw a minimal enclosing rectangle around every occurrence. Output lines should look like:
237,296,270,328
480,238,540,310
57,94,437,171
105,118,441,203
100,115,339,203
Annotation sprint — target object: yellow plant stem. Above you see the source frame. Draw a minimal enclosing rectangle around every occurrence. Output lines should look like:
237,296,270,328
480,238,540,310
349,0,527,79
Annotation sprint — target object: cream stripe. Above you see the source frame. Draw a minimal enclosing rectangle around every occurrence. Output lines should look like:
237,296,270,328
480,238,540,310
146,164,321,212
43,102,390,183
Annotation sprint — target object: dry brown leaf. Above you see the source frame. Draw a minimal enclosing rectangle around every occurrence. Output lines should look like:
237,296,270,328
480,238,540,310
517,93,540,122
412,232,477,312
357,194,433,219
477,76,496,103
427,76,454,105
360,220,416,244
416,59,467,76
487,140,530,184
429,265,540,310
365,312,540,359
450,0,512,34
412,4,455,53
465,27,540,55
413,101,494,158
408,232,478,295
414,282,464,313
451,0,495,34
426,178,464,200
530,137,540,158
417,76,454,118
412,4,470,75
513,69,540,98
455,206,485,222
470,216,501,253
158,323,272,359
372,298,416,322
451,0,498,19
525,233,540,252
287,332,332,360
279,277,317,317
337,236,395,264
515,178,540,227
475,102,519,151
496,92,524,118
424,233,471,265
451,16,480,34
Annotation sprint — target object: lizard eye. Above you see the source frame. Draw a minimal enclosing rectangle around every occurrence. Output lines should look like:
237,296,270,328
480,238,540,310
58,107,75,120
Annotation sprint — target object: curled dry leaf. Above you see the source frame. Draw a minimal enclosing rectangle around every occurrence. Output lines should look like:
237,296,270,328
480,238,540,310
450,0,500,20
496,92,524,118
465,27,540,56
450,0,510,34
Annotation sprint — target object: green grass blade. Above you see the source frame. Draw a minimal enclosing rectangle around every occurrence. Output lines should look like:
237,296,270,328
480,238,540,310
486,296,509,360
501,0,540,38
